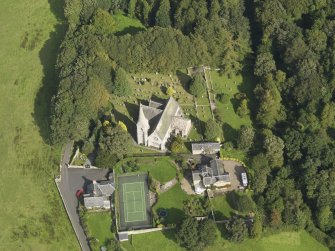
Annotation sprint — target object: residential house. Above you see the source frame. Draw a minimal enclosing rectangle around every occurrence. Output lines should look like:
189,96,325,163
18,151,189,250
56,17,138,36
192,159,231,194
191,142,220,155
83,178,115,210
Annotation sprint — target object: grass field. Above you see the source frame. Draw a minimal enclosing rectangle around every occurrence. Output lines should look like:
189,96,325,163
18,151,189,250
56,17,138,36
85,212,113,250
210,195,237,219
123,229,327,251
0,0,78,250
153,184,193,224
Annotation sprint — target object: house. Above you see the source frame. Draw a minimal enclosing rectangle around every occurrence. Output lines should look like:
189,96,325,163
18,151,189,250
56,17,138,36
136,97,192,150
83,178,115,210
191,142,220,155
192,159,231,194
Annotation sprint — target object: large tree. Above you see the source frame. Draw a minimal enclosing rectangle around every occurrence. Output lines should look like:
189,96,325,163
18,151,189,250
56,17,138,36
204,119,221,141
111,67,132,97
155,0,171,27
189,72,206,97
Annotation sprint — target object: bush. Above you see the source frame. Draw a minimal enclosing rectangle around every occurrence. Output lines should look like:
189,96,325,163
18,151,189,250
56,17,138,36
218,93,230,104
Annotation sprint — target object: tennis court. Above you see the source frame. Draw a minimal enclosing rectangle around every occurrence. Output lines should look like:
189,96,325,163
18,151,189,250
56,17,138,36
117,173,152,231
123,182,147,222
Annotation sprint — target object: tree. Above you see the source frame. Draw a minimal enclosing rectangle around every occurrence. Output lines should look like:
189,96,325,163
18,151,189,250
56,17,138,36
176,217,199,250
237,126,255,151
90,9,117,35
95,150,118,168
237,99,249,118
117,121,127,131
225,217,248,242
155,0,171,28
189,73,206,97
218,93,229,104
98,124,132,160
128,0,136,17
204,119,221,141
105,238,121,251
263,129,284,168
250,212,263,238
111,67,132,97
198,219,217,246
166,86,176,96
171,136,184,153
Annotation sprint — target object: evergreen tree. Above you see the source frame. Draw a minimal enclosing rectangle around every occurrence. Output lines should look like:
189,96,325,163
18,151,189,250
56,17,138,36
155,0,171,28
111,67,132,97
189,72,206,97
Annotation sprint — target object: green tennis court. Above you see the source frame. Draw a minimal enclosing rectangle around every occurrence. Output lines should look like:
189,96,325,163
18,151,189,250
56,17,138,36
117,173,152,231
123,182,147,222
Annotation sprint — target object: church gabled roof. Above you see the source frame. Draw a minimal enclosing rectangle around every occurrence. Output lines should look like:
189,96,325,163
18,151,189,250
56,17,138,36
137,104,150,128
154,97,180,140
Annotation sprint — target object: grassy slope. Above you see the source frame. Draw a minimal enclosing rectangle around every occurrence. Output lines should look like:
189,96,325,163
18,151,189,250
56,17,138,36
0,0,78,250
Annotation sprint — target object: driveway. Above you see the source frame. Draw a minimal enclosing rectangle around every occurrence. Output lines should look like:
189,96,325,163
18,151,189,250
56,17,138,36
222,160,246,191
56,142,110,251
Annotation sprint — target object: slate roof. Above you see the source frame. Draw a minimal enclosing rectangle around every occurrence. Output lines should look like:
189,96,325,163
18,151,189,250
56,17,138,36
154,97,180,139
191,142,220,153
84,196,109,209
210,159,225,176
86,180,115,197
171,116,191,131
118,232,129,241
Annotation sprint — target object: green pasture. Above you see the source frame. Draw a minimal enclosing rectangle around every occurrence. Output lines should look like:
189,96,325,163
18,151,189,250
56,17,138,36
0,0,78,250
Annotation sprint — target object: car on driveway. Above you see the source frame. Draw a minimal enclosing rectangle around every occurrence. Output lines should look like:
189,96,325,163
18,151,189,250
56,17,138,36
76,188,84,199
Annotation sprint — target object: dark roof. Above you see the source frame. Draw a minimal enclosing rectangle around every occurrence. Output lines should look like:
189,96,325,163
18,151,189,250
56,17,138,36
84,196,109,209
192,171,202,182
118,232,129,241
210,160,225,176
191,142,220,153
86,180,115,197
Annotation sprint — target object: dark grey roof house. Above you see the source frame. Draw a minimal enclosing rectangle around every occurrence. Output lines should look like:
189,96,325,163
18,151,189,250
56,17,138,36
192,159,231,193
191,142,220,155
84,179,115,210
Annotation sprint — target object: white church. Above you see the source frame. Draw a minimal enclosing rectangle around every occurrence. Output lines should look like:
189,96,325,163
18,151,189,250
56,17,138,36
136,97,192,150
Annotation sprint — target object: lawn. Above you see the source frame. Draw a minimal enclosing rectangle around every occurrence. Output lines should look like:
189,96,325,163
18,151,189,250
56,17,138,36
138,157,177,183
113,11,146,35
210,195,236,220
85,212,113,250
0,0,78,250
207,230,328,251
114,157,177,183
123,229,327,251
130,229,185,251
153,184,193,224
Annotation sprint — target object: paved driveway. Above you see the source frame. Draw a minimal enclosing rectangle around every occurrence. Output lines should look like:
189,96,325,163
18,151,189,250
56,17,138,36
56,142,110,251
222,160,246,191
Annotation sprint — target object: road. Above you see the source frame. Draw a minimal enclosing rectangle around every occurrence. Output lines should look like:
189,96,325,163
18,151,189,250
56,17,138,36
56,142,110,251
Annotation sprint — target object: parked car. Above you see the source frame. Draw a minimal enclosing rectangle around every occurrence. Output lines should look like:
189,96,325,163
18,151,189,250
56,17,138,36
76,188,84,199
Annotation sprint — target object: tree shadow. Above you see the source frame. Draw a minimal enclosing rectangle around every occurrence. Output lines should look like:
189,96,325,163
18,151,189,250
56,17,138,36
112,108,137,141
222,123,238,143
189,114,205,138
32,0,67,144
114,26,146,36
155,207,185,226
176,70,192,91
125,102,139,122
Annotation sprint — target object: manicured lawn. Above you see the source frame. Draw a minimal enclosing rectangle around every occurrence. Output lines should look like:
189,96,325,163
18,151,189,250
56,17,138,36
0,0,78,250
220,148,248,163
131,229,185,251
211,195,236,220
113,12,146,35
85,212,113,249
114,157,177,183
138,158,177,183
153,184,193,224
